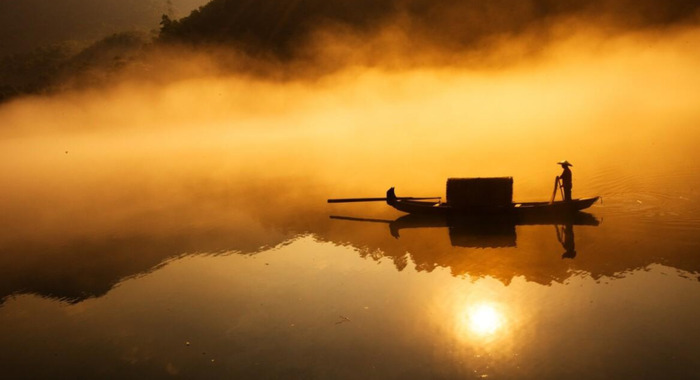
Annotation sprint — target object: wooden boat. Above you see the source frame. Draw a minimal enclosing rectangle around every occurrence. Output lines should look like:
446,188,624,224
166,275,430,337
386,187,599,216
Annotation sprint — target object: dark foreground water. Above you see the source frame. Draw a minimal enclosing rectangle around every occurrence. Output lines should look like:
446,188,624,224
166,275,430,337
2,45,700,378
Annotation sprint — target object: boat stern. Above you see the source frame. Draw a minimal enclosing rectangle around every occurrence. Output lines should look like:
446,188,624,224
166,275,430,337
386,187,397,206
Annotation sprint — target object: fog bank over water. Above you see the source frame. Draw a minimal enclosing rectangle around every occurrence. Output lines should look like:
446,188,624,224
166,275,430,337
3,26,700,193
4,25,700,132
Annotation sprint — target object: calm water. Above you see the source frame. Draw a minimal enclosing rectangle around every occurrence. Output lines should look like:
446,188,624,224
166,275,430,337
2,39,700,378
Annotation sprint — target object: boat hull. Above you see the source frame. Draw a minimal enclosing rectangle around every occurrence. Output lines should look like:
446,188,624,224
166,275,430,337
386,188,599,216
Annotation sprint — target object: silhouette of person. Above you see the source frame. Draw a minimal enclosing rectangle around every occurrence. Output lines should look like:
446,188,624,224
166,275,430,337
557,160,573,201
556,223,576,259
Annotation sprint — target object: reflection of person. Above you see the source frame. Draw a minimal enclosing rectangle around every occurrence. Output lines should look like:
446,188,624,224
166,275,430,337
556,224,576,259
556,160,573,201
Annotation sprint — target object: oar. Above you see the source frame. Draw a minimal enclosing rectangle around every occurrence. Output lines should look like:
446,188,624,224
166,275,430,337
327,196,441,203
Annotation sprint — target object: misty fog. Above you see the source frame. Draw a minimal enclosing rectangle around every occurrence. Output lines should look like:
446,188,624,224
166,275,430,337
2,19,700,247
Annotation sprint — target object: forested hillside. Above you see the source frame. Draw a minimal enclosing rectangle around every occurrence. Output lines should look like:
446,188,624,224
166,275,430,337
158,0,700,58
2,0,699,102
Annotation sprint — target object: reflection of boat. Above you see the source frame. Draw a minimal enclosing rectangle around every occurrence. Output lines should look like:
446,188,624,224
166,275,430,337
390,212,598,248
387,211,599,232
331,211,599,249
387,187,599,216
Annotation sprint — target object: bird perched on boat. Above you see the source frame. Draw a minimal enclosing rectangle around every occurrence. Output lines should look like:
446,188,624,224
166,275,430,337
557,160,573,201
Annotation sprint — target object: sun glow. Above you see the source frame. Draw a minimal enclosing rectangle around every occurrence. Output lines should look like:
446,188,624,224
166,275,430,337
466,303,505,337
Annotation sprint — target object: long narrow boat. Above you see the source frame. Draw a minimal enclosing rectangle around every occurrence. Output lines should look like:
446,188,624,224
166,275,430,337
386,187,599,216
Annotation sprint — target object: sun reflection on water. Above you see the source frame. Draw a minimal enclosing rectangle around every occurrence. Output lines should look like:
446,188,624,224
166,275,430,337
468,304,504,336
458,302,507,341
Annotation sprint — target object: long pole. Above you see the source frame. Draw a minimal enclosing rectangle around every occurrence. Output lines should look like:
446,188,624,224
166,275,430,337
327,196,441,203
550,177,560,203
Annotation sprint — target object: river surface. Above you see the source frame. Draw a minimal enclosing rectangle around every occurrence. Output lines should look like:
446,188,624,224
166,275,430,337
1,35,700,379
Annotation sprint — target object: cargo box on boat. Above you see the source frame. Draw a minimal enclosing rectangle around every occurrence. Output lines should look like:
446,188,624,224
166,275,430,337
446,177,513,209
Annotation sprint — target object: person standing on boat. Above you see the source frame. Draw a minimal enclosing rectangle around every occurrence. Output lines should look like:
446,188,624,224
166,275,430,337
557,160,573,201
